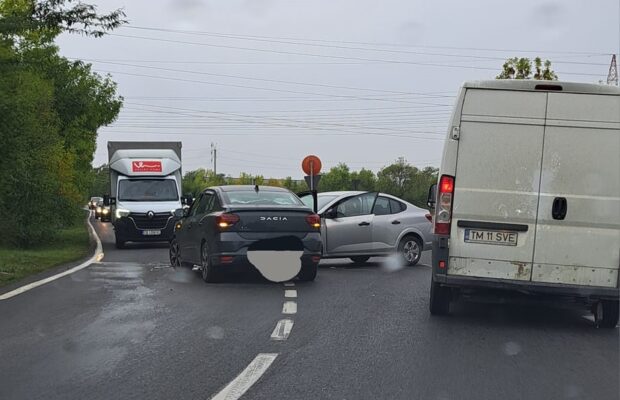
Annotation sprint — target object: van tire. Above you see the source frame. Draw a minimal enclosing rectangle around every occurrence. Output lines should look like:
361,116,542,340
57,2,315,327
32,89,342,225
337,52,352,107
429,279,451,315
598,300,619,329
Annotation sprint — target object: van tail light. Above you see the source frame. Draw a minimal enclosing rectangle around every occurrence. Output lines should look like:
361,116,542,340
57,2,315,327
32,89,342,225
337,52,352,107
216,213,240,230
305,214,321,229
434,175,454,235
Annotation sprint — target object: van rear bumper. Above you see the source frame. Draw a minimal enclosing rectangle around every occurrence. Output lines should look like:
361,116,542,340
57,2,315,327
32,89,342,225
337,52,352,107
434,274,620,301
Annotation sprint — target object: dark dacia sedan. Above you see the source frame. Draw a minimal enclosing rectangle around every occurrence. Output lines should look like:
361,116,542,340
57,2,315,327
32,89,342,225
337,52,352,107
169,185,322,282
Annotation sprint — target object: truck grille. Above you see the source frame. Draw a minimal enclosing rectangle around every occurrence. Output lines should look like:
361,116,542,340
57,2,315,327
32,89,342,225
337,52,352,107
130,212,171,229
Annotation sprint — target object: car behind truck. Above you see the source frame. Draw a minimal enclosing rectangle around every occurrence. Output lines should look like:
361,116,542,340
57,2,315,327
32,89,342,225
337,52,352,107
429,80,620,328
106,141,188,248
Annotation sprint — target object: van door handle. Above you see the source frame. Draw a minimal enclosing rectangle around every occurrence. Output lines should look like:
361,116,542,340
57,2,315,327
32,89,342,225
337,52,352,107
358,221,370,226
391,220,401,225
552,197,567,220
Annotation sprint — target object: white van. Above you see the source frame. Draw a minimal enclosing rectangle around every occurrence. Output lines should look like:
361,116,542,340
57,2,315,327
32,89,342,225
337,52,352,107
429,80,620,328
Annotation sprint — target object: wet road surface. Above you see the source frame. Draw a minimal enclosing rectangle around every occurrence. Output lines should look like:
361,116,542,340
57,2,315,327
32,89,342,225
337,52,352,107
0,216,618,400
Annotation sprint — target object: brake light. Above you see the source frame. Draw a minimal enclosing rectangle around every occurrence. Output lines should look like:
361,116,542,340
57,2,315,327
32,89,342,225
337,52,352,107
216,213,239,229
434,175,454,235
425,213,432,222
305,214,321,229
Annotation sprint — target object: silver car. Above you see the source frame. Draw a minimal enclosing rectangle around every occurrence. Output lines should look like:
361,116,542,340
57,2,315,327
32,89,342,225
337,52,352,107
299,191,433,266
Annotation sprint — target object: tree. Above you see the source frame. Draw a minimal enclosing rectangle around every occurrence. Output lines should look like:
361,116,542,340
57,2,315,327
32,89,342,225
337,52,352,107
350,168,376,191
320,163,352,191
0,0,125,246
496,57,558,80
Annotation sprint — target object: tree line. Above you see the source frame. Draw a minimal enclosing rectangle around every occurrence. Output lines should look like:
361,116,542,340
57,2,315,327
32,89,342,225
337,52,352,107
179,158,438,208
0,0,124,246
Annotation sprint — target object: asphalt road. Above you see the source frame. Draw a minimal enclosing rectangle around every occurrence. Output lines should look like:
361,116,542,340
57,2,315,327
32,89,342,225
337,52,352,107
0,216,618,400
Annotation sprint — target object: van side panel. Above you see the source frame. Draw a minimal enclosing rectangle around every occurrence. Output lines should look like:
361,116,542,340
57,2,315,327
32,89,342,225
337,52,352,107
532,93,620,288
447,89,546,281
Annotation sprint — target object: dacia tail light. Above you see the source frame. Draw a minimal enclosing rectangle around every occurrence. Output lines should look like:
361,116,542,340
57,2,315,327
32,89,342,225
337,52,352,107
305,214,321,229
434,175,454,235
216,213,240,230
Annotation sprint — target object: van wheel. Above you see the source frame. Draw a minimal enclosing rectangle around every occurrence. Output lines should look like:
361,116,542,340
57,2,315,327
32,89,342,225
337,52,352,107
595,300,619,328
200,244,219,283
399,235,422,266
115,237,125,249
350,256,370,264
429,279,451,315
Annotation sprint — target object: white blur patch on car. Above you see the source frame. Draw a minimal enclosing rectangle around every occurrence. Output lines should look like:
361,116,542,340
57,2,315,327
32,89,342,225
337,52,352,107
247,250,303,282
380,253,405,273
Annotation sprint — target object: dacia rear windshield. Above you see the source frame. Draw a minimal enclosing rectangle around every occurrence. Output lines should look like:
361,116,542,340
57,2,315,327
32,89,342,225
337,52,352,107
222,190,303,206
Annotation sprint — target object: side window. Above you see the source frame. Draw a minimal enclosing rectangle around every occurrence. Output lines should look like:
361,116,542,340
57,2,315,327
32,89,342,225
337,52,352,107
373,196,391,215
191,194,211,216
199,193,215,215
336,193,376,218
189,194,204,217
389,199,406,214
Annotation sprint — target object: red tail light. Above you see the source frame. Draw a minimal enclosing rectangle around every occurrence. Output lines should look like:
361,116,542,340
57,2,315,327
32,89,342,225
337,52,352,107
305,214,321,229
216,213,240,229
434,175,454,235
425,213,432,222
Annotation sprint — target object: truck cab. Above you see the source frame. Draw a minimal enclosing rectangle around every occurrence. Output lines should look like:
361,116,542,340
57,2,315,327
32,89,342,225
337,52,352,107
106,142,186,248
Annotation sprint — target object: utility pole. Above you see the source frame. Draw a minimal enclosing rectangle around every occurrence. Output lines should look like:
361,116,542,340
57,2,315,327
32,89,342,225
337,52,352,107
210,142,217,175
607,54,618,86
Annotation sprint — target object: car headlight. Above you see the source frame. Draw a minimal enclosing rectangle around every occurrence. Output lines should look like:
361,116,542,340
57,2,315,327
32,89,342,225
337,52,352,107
102,208,109,214
96,207,102,212
115,208,131,219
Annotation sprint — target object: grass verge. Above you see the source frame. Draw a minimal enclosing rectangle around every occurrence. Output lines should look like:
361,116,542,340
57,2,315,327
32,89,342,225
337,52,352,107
0,215,91,287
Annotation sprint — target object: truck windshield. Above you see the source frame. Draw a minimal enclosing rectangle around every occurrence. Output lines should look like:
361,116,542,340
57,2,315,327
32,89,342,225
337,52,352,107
118,179,178,202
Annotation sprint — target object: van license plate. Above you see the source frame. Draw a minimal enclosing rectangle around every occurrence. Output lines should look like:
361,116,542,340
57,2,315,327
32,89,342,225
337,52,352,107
142,230,161,236
464,229,517,246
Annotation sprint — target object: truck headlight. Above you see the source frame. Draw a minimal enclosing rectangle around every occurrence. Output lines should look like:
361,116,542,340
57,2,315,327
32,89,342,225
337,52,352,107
115,208,130,219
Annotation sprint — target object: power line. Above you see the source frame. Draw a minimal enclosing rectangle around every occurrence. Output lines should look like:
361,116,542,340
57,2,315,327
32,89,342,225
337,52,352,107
121,25,612,57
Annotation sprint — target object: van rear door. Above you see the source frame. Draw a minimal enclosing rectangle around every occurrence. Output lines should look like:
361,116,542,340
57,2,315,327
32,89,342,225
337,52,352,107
448,89,546,281
531,92,620,288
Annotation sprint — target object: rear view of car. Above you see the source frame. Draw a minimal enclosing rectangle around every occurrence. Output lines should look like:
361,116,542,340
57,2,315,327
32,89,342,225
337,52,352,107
429,80,620,328
170,186,322,282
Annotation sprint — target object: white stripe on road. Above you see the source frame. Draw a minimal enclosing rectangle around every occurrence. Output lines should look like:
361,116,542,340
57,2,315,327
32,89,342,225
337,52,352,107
283,282,295,287
270,319,294,340
210,353,278,400
282,301,297,314
0,213,103,301
284,289,297,298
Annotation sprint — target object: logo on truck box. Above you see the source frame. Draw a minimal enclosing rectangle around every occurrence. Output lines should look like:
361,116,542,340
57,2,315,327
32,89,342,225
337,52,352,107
132,161,162,172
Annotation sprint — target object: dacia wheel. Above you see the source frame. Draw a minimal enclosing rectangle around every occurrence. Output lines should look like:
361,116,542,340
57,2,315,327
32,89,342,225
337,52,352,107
169,238,182,268
399,235,422,266
297,264,317,282
429,278,451,316
200,243,219,283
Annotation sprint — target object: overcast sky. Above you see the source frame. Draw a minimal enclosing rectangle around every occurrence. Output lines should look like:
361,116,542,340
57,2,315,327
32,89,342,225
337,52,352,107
56,0,620,179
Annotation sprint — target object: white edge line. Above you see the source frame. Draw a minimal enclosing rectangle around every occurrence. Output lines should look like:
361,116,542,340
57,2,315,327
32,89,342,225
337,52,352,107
271,319,294,340
210,353,278,400
0,213,103,300
283,282,295,287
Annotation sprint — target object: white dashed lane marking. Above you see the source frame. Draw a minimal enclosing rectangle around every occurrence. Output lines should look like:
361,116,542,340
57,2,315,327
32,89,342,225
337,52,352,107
271,319,294,340
282,301,297,314
210,353,278,400
283,282,295,287
284,289,297,298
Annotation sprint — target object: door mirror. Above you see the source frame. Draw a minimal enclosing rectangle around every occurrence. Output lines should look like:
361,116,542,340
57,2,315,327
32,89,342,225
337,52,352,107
103,195,115,206
182,195,194,206
427,184,437,209
323,207,338,219
173,208,186,218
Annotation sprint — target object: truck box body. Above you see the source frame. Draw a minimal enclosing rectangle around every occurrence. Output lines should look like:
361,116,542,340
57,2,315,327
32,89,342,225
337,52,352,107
107,141,183,246
430,80,620,322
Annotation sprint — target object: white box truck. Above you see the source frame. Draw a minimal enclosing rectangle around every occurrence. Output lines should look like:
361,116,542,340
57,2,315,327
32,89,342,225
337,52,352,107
106,141,187,249
428,80,620,328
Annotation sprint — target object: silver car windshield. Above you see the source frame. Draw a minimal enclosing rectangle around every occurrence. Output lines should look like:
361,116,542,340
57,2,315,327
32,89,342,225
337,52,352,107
300,194,338,210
